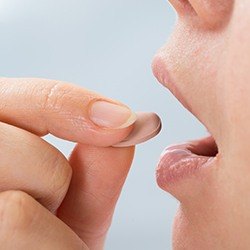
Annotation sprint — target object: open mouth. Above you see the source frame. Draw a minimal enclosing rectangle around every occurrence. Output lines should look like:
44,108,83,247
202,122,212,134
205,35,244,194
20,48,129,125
152,59,220,190
156,135,218,190
152,51,219,191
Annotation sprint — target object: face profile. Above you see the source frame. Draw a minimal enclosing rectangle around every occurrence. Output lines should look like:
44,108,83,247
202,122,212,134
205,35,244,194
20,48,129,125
0,0,249,249
152,0,250,249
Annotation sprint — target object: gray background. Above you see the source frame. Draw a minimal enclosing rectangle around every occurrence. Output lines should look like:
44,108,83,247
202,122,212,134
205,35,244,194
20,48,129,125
0,1,206,249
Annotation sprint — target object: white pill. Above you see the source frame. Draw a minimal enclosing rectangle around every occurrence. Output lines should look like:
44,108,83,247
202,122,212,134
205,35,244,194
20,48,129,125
113,112,162,147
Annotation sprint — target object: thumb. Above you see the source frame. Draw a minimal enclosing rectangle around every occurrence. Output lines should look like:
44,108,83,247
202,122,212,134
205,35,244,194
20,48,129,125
57,143,135,249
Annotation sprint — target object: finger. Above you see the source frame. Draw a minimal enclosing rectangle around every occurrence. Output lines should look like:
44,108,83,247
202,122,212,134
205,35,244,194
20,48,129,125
0,191,88,250
0,77,136,146
0,121,72,213
57,144,135,249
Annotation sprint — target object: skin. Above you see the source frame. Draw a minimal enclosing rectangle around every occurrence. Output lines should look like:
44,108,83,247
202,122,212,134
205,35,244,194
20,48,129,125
0,78,135,249
152,0,250,249
1,0,249,249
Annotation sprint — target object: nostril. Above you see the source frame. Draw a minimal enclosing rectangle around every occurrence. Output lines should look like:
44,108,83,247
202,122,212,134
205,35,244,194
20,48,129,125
168,0,197,17
169,0,233,30
187,0,234,29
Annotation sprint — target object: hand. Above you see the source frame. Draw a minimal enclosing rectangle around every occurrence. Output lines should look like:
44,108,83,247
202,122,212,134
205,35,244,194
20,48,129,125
0,77,135,249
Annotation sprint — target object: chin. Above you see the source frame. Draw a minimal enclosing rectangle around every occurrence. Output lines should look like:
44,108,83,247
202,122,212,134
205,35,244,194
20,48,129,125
172,207,210,250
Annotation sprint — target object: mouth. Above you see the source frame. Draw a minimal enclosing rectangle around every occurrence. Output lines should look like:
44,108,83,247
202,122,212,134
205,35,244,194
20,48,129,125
156,136,218,191
152,55,219,192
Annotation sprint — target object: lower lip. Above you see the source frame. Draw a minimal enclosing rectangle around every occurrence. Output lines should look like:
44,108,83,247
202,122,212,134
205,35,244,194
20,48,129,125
156,137,216,190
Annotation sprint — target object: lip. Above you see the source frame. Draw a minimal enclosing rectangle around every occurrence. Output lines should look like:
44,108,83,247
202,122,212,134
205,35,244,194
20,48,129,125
152,54,192,113
152,51,219,192
156,136,218,191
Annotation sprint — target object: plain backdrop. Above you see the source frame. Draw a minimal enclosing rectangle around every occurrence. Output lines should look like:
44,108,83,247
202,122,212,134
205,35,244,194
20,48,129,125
0,1,207,249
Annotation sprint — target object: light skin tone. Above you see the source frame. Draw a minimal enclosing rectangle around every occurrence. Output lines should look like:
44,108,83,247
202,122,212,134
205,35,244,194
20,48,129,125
0,78,135,249
153,0,250,249
1,0,249,249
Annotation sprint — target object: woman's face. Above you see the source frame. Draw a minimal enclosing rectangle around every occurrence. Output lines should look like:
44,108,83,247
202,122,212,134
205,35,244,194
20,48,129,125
153,0,250,248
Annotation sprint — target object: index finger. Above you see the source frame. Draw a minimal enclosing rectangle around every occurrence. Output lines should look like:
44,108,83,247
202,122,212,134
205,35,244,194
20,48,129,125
0,77,136,146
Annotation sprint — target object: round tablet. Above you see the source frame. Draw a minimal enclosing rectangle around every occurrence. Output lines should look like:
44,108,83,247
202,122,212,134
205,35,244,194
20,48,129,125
113,112,162,147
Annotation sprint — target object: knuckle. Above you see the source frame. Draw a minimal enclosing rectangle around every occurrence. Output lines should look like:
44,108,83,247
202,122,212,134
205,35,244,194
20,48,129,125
43,81,62,111
0,191,35,237
42,149,72,210
42,81,72,113
50,152,72,194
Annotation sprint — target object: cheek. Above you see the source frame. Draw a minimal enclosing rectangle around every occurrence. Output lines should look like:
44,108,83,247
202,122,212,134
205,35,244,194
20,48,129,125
219,1,250,156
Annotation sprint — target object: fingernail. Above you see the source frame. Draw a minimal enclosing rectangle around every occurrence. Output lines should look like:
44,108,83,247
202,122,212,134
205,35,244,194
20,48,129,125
89,101,137,129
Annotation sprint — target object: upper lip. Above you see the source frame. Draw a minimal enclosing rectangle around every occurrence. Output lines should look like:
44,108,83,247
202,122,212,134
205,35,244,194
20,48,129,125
152,53,193,114
152,51,218,152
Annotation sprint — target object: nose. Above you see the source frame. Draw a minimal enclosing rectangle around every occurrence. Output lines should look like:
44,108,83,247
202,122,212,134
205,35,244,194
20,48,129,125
168,0,234,29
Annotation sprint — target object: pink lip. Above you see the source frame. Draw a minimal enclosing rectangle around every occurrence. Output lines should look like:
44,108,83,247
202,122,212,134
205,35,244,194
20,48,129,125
156,136,217,191
152,55,218,191
152,55,192,112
